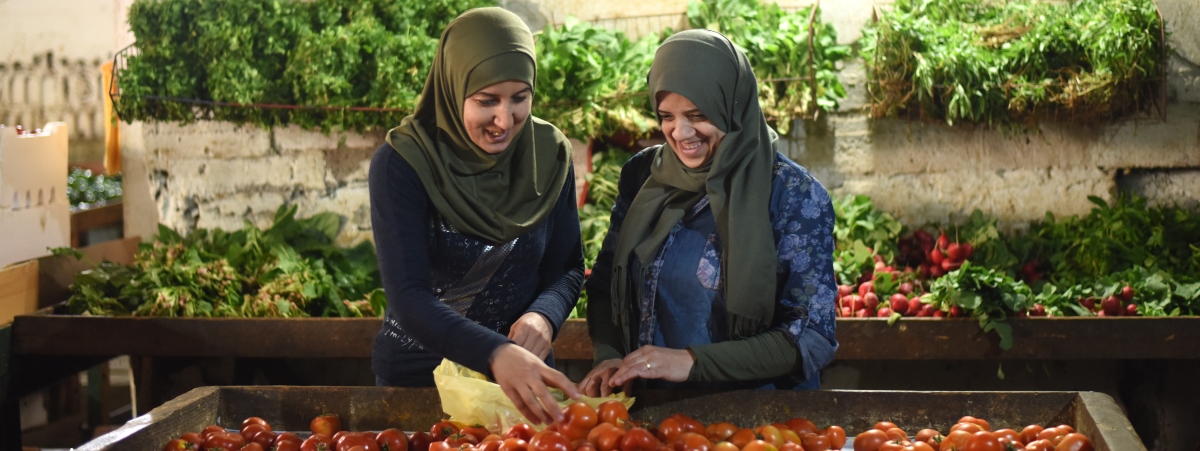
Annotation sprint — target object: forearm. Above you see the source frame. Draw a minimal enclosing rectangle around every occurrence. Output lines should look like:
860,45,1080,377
686,329,801,382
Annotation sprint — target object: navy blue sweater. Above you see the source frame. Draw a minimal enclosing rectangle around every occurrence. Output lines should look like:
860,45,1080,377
369,144,585,386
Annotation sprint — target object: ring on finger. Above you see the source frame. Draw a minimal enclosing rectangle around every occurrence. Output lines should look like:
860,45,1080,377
645,361,653,370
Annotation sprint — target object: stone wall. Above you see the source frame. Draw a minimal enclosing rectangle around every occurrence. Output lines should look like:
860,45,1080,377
122,0,1200,243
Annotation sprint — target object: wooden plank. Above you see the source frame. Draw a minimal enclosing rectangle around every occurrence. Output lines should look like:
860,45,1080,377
70,201,124,248
37,236,140,308
0,260,38,324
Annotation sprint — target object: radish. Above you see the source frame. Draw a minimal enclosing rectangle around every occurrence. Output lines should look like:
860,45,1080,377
929,249,945,265
946,243,962,261
858,281,875,296
898,282,913,295
937,233,950,251
890,294,909,316
1125,303,1138,316
877,307,893,317
838,285,853,298
863,292,880,311
1101,296,1122,316
918,304,937,317
1120,285,1134,302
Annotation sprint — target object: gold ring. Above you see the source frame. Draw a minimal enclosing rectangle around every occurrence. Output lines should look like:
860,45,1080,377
645,361,653,370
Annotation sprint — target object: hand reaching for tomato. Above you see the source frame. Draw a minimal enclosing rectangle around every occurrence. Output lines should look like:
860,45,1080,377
490,343,580,425
608,345,694,388
577,359,629,397
509,312,554,360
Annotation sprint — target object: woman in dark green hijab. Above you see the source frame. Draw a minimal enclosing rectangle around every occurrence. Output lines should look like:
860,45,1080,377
369,7,583,424
580,29,839,395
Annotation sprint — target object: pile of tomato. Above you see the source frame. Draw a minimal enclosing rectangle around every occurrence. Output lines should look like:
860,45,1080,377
160,401,1093,451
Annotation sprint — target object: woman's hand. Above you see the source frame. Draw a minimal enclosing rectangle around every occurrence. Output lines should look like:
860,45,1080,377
578,358,630,397
509,312,554,360
609,346,694,388
490,343,580,425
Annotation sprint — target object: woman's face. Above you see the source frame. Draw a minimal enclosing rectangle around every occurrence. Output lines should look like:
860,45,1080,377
463,80,532,154
658,92,725,168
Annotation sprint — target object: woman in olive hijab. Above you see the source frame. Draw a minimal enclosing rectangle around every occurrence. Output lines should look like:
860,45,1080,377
369,7,582,424
580,29,838,394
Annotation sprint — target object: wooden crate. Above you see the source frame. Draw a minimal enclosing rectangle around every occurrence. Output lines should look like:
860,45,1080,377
0,260,38,325
78,387,1143,451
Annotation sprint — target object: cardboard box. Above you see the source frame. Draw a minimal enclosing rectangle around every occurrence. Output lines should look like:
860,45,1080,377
1,123,70,268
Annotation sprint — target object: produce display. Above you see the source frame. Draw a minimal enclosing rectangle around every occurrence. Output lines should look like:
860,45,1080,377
64,205,384,318
863,0,1164,126
67,167,123,209
158,403,1093,451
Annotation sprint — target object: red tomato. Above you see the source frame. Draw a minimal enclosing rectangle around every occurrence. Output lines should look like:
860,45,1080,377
938,431,972,451
618,428,660,451
913,430,939,444
162,439,194,451
277,432,303,445
962,431,1002,451
712,442,738,451
727,429,756,450
378,428,410,451
673,432,712,451
181,432,206,447
274,440,302,451
822,426,847,450
778,443,804,451
911,443,936,451
668,414,704,434
477,440,503,451
462,426,491,443
598,401,630,427
1019,426,1044,445
499,438,529,451
561,403,600,442
785,419,818,436
1037,427,1068,443
243,417,270,430
798,433,829,451
244,444,266,451
1023,440,1055,451
704,423,737,442
446,434,481,447
1053,434,1092,451
204,425,227,438
433,421,462,442
741,440,778,451
312,414,342,437
657,418,686,444
873,422,899,432
853,429,889,451
302,435,335,451
530,430,572,451
755,425,784,448
992,429,1019,446
950,423,982,434
576,442,598,451
957,417,991,432
243,424,278,448
506,424,537,442
204,432,247,451
593,423,625,451
410,432,436,451
886,428,910,442
340,432,383,451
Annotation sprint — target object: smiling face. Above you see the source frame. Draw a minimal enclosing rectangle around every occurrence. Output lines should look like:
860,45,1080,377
462,80,532,154
657,91,725,168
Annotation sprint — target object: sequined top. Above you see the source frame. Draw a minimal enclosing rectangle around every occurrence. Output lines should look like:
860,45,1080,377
369,145,585,386
587,148,838,387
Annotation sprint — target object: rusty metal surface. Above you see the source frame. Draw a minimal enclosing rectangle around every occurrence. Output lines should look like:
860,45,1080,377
77,387,1143,451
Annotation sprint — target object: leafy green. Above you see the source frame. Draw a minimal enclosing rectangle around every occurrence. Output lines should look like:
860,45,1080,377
65,205,382,318
571,146,634,318
67,167,123,208
832,195,903,285
863,0,1165,126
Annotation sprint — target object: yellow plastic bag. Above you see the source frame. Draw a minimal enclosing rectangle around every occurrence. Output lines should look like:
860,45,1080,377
432,359,634,434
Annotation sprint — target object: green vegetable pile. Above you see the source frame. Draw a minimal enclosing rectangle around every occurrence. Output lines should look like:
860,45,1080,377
116,0,493,132
688,0,850,133
67,167,123,209
571,146,636,318
65,205,384,318
863,0,1165,126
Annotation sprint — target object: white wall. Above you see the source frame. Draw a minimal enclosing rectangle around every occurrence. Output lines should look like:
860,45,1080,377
0,0,128,64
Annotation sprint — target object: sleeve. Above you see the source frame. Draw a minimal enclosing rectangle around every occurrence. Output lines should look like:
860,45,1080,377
687,162,839,383
369,144,512,376
585,149,653,367
526,165,586,338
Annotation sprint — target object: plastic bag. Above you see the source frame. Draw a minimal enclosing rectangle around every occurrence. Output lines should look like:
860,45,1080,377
433,359,635,434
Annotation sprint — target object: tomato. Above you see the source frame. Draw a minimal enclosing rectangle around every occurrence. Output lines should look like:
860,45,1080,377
204,425,228,438
938,431,972,451
1052,434,1091,451
561,403,600,442
243,424,278,447
950,423,982,434
991,429,1019,446
450,434,482,448
599,401,631,427
755,425,784,448
339,433,382,451
962,431,1002,451
428,442,453,451
911,443,936,451
182,432,206,447
462,426,491,443
277,432,303,445
673,432,712,451
885,428,910,442
478,440,503,451
957,417,990,432
879,442,909,451
741,440,778,451
657,418,686,444
1019,426,1043,445
705,422,737,442
1053,426,1074,434
669,414,704,434
411,432,436,451
204,432,247,451
243,417,270,430
1023,440,1054,451
619,428,660,451
275,440,302,451
500,439,529,451
433,421,463,442
530,430,572,451
1036,428,1067,443
873,422,899,432
821,426,847,450
576,442,598,451
163,439,195,451
378,429,410,451
727,429,756,449
798,433,829,451
913,430,939,444
779,429,801,445
778,443,804,451
784,419,818,436
853,429,889,451
302,435,335,451
506,424,538,442
244,444,266,451
711,442,738,451
312,414,343,437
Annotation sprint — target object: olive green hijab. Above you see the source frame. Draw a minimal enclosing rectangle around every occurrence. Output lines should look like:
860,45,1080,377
612,29,780,339
386,7,570,243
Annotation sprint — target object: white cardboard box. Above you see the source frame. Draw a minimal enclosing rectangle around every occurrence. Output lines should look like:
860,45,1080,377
1,122,69,268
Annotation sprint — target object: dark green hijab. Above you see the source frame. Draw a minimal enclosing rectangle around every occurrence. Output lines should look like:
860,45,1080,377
386,7,571,243
612,29,780,339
